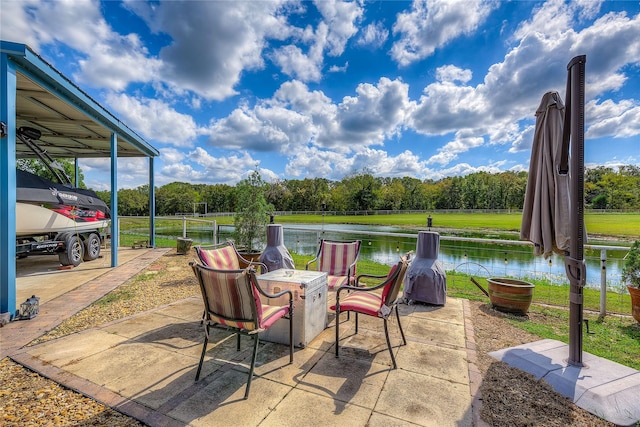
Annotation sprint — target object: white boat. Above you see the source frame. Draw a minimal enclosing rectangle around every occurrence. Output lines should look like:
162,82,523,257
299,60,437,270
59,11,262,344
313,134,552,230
15,168,111,237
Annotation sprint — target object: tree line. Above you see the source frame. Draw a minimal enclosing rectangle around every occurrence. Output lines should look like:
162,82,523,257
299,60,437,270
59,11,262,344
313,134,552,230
93,165,640,216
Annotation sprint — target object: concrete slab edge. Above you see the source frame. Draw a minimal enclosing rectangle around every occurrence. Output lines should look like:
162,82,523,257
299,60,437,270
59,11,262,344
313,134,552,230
462,299,489,427
1,248,171,359
488,339,640,426
9,351,185,427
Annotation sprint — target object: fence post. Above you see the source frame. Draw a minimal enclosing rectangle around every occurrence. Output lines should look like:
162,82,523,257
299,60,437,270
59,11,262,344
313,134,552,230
183,217,187,238
600,249,607,318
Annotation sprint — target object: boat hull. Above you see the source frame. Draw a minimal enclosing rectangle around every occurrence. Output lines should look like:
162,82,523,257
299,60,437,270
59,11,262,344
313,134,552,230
16,202,110,237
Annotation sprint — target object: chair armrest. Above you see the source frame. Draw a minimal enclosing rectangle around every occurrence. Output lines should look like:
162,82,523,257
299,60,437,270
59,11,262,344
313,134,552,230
237,253,268,274
305,257,318,270
355,272,387,286
335,281,386,298
249,260,269,274
255,284,294,302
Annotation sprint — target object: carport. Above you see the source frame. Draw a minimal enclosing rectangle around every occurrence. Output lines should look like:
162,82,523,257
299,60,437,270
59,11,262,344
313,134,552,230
1,41,160,319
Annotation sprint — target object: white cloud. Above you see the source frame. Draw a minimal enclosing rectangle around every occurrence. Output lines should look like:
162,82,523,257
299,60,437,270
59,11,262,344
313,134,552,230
314,0,364,56
127,0,291,100
427,132,484,166
410,6,640,152
586,99,640,139
356,21,389,48
176,147,262,184
0,0,161,91
435,65,472,84
104,93,201,146
272,42,325,82
391,0,497,66
329,62,349,73
79,157,150,190
206,103,314,152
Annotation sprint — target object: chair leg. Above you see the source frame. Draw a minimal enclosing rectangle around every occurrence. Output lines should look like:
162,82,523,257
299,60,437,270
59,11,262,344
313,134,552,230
244,334,260,399
288,313,293,364
395,305,407,346
195,327,209,381
355,312,359,334
236,332,241,351
335,309,340,358
383,319,397,369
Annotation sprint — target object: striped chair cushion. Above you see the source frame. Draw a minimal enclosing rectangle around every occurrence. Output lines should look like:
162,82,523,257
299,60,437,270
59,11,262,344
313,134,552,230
331,292,383,317
380,264,399,303
327,274,349,290
319,241,359,276
201,269,261,331
198,245,240,270
260,305,290,329
330,264,399,317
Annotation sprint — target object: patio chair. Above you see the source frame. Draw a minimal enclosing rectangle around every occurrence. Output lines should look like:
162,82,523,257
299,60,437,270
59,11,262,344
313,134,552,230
330,253,410,369
306,239,361,290
195,240,268,324
190,261,294,399
195,240,267,272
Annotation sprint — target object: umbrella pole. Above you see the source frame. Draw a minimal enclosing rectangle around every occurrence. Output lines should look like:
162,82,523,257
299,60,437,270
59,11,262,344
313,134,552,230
565,55,587,366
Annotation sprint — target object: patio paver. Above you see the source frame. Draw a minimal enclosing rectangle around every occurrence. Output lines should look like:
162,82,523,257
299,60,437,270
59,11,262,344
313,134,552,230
4,251,482,426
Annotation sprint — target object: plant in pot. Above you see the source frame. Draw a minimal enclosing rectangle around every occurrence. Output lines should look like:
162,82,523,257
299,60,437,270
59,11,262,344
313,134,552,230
233,169,274,260
622,240,640,323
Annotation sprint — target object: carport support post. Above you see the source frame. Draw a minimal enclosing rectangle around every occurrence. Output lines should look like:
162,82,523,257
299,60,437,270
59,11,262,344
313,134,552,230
149,157,155,248
110,133,118,267
0,53,17,318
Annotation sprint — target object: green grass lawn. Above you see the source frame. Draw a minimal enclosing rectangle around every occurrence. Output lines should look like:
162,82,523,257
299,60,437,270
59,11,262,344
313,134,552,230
274,211,640,239
121,211,640,240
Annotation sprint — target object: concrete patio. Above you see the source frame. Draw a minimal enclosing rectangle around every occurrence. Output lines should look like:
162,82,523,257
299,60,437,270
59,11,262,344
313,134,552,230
3,248,483,426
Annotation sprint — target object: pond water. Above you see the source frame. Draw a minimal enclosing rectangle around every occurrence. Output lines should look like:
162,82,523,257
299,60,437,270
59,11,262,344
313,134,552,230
153,223,629,290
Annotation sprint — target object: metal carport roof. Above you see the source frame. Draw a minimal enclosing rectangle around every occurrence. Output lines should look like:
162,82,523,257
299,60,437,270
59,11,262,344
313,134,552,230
1,41,159,319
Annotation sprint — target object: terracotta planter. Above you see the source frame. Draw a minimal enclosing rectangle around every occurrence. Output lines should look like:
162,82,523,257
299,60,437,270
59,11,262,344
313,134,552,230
487,277,535,315
628,286,640,324
238,251,262,269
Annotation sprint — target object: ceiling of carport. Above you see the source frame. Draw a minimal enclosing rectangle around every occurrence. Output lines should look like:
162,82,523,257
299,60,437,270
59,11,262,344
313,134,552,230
15,72,150,159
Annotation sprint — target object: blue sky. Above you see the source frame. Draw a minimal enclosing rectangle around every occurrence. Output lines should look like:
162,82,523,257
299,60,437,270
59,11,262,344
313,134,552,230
1,0,639,190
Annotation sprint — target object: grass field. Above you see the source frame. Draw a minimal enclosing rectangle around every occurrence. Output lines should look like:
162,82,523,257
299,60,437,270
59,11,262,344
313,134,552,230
122,211,640,240
274,211,640,239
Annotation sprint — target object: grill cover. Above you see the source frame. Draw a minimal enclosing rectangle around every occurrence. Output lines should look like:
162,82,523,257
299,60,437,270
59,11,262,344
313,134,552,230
404,231,447,305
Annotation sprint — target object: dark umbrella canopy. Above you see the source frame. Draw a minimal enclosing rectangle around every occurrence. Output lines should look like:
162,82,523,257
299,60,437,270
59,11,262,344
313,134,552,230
520,90,571,258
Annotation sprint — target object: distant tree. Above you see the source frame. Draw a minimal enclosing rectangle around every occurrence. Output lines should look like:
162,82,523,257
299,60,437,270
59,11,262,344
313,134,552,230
200,183,234,213
17,158,86,188
118,187,149,216
377,179,405,210
233,170,274,252
342,170,379,211
156,182,198,215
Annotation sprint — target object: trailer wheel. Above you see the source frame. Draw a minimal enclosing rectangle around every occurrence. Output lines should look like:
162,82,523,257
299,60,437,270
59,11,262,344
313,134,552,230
83,233,101,261
59,235,83,266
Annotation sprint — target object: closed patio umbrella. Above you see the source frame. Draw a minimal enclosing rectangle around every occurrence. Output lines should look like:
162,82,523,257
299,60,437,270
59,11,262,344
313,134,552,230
521,55,587,366
520,91,570,258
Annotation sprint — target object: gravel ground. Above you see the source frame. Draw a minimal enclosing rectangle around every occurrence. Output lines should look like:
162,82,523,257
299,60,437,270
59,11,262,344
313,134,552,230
0,250,619,426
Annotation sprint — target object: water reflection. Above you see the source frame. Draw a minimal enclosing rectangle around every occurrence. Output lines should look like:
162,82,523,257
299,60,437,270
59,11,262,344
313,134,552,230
154,223,627,290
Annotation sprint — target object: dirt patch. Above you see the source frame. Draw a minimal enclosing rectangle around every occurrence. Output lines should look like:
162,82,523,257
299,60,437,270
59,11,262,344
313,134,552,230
471,300,614,426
